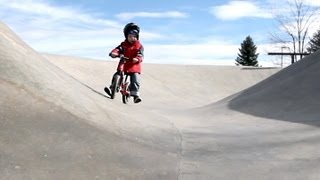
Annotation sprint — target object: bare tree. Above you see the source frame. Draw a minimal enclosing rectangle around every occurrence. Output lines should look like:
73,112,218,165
270,0,319,63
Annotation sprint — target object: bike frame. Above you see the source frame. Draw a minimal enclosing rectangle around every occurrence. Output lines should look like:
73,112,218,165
110,54,131,103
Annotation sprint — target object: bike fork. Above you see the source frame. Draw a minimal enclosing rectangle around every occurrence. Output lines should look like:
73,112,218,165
120,75,130,96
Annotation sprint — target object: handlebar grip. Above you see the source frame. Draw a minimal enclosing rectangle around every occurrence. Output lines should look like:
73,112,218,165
109,52,130,60
108,52,112,57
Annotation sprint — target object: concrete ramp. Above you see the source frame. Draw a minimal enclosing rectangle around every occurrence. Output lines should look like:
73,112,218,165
43,54,278,109
2,20,319,180
0,22,180,179
228,50,320,126
178,51,320,179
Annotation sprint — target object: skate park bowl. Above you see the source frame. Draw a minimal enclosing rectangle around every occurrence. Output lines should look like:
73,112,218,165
1,21,320,179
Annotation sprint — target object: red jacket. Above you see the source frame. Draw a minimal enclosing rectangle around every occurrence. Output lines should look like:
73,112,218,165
110,40,144,73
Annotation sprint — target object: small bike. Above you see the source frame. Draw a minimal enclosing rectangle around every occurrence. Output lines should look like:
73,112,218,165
108,55,131,104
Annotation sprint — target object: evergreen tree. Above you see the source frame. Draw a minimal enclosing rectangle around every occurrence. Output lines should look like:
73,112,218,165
235,36,259,66
307,29,320,53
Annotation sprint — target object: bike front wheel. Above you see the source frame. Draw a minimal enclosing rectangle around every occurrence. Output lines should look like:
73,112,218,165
121,82,130,104
111,74,121,99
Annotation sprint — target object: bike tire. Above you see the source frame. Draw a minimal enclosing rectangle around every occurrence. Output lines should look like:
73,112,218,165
122,82,130,104
111,74,121,99
122,94,130,104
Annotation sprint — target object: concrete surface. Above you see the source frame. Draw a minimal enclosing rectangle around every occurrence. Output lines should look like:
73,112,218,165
1,21,320,180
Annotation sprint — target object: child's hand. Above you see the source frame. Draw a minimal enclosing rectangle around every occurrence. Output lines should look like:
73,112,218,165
132,58,139,63
110,52,119,58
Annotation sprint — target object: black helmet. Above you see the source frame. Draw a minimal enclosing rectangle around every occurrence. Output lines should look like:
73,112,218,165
123,22,140,39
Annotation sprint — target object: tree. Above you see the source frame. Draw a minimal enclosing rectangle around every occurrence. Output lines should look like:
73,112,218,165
307,28,320,53
235,36,259,67
270,0,319,63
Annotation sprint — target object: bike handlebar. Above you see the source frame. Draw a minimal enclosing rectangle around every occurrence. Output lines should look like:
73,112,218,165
109,53,130,60
119,54,130,60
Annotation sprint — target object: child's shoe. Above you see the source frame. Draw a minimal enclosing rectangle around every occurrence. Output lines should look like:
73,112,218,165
133,96,142,103
104,87,112,97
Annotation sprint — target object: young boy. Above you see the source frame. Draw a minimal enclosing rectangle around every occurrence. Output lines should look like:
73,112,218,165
104,22,144,103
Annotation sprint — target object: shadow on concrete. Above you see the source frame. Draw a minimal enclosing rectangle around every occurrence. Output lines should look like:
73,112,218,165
228,50,320,127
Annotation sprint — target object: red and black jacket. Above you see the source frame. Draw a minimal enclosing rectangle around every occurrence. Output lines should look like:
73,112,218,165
110,40,144,73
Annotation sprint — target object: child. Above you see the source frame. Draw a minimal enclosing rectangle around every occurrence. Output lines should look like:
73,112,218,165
104,22,144,103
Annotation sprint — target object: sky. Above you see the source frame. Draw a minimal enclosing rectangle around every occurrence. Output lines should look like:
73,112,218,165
1,0,320,66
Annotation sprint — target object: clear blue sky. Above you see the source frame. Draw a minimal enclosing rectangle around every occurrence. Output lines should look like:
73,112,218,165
1,0,319,66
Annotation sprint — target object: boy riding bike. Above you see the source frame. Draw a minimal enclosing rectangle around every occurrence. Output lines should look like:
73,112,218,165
104,22,144,103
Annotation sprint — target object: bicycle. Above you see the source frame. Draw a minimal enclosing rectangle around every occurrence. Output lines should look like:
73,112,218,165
108,54,131,104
